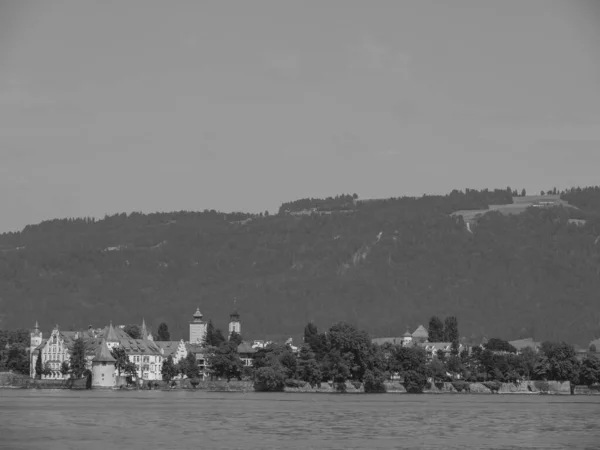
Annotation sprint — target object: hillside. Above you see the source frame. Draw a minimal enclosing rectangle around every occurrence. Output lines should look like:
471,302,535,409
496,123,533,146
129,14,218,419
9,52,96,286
1,187,600,345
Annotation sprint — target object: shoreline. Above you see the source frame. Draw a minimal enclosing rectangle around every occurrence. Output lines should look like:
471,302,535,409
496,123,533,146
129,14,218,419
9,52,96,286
3,378,599,395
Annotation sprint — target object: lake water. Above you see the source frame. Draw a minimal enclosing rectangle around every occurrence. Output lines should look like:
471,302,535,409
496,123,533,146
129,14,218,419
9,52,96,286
1,390,599,450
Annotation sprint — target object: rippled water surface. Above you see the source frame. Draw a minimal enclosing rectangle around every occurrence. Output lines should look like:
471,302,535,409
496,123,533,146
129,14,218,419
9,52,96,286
1,390,599,449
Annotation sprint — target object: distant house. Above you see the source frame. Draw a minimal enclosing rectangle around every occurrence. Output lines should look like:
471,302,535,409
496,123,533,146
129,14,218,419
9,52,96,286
411,325,429,343
508,338,540,354
155,339,188,365
371,337,404,346
589,339,600,354
418,342,464,359
237,342,257,367
371,325,429,347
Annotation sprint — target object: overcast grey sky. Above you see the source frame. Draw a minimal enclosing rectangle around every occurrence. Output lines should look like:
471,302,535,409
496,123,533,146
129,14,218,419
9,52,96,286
1,0,599,232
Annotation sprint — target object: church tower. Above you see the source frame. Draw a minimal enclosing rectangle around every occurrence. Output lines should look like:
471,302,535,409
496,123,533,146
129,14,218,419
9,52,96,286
141,318,153,341
30,321,42,352
30,321,43,377
228,310,241,338
189,307,207,344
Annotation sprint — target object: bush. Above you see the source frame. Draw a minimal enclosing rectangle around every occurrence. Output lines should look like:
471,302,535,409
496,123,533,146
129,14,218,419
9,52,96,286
451,380,471,393
533,380,550,393
363,370,386,393
403,370,428,394
351,381,362,390
189,378,200,388
483,381,502,393
241,366,254,381
284,379,306,388
254,366,285,392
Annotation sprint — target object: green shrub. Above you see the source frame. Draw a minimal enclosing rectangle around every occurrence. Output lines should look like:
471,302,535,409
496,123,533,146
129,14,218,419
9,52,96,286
403,370,427,394
254,366,285,392
363,370,386,393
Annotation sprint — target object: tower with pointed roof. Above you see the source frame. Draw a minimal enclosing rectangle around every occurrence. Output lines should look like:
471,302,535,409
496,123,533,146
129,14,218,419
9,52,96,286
141,318,154,341
29,321,43,377
228,310,241,338
91,339,117,388
401,327,413,346
189,307,207,344
105,321,120,349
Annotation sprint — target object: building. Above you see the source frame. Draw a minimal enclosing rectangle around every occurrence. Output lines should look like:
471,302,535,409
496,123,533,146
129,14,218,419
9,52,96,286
155,339,188,365
91,339,116,388
371,325,429,347
589,339,600,354
401,328,413,346
189,308,207,344
103,322,163,381
237,341,257,367
228,310,241,338
508,338,540,354
30,320,164,384
419,342,465,360
411,325,429,343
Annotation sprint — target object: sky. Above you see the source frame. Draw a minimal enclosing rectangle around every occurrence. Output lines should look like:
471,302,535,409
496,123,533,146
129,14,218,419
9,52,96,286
1,0,600,233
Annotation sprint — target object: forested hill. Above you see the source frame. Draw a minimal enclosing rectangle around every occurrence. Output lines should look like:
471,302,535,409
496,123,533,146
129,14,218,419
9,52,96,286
1,187,600,346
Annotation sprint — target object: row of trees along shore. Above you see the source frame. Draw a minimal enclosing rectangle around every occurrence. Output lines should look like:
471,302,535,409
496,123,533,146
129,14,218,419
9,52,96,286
160,317,600,393
2,317,600,393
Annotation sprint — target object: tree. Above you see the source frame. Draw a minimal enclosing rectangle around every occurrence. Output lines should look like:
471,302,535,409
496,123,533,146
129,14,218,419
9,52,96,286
69,337,88,379
297,345,321,386
60,361,70,377
428,358,447,382
590,344,597,353
403,370,428,393
214,329,226,346
204,320,226,348
363,369,387,393
521,188,526,196
3,345,29,375
579,355,600,387
443,316,459,344
229,330,243,346
203,320,217,347
111,347,129,377
304,322,327,361
427,316,444,342
183,352,200,379
540,341,580,382
279,349,298,379
326,322,372,381
123,324,142,339
156,323,170,341
161,355,178,382
206,341,243,381
35,353,44,379
254,366,285,391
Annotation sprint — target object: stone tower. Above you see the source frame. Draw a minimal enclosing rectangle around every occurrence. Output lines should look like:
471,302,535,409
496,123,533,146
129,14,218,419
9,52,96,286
189,307,207,344
29,321,43,377
91,338,116,388
228,310,241,338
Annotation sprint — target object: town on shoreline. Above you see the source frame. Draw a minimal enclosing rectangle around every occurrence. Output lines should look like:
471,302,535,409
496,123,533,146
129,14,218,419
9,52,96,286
1,309,599,395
